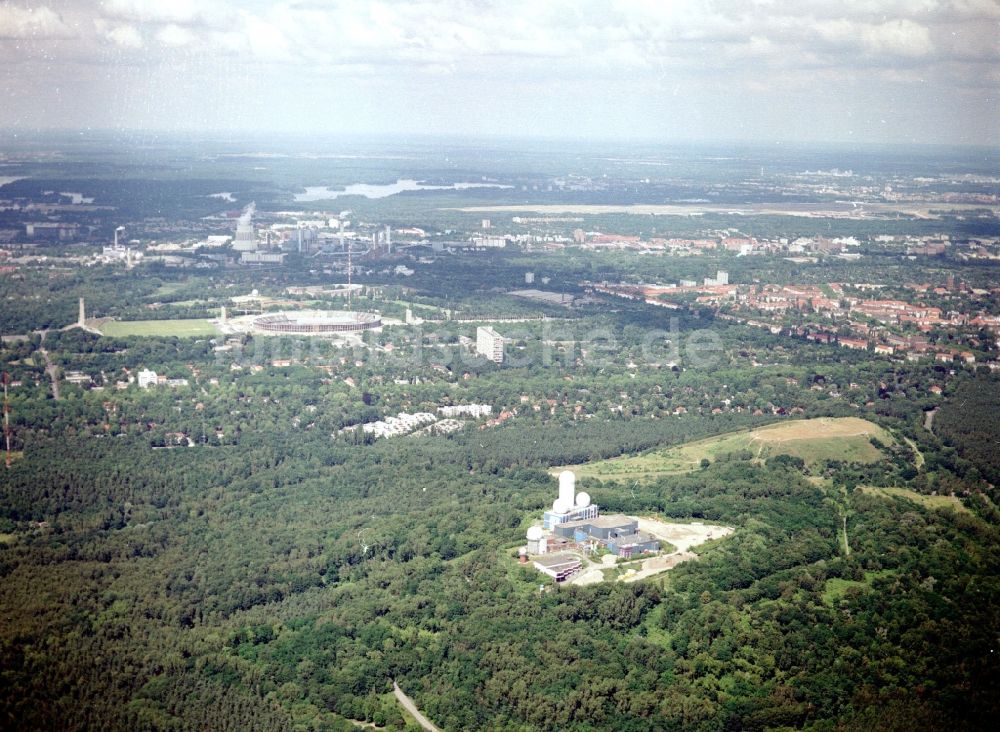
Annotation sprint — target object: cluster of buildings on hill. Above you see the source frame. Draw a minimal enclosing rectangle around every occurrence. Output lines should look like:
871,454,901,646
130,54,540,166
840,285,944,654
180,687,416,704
347,405,494,439
137,369,189,389
360,412,436,438
522,471,660,582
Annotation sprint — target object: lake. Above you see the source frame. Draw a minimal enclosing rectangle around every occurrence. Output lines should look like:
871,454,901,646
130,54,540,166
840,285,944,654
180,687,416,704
295,179,511,202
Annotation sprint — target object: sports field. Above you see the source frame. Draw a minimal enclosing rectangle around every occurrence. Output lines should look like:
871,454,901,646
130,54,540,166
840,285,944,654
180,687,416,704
554,417,894,482
99,319,220,337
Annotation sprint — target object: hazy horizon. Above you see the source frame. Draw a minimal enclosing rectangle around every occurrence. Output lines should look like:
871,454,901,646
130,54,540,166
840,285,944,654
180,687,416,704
1,127,998,153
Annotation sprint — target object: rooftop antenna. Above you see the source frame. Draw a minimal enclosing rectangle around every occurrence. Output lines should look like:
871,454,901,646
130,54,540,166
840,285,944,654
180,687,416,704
3,372,12,468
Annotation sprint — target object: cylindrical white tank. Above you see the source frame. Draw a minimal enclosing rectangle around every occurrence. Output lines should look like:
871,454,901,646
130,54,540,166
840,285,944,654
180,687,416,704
575,491,591,508
526,526,544,541
558,470,576,507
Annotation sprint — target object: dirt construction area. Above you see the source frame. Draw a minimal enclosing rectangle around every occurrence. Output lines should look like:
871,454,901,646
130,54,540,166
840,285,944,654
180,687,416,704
568,518,733,585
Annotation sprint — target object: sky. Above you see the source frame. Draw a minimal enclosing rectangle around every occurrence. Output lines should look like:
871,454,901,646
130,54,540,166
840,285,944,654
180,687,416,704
1,0,998,145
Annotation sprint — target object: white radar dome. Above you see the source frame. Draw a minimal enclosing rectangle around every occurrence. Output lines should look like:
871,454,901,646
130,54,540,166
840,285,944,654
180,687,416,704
553,498,572,514
575,491,591,508
526,526,544,541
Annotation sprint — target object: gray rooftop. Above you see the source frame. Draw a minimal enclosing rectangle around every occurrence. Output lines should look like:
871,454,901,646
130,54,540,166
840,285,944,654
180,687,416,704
532,553,582,570
589,514,636,529
613,531,658,545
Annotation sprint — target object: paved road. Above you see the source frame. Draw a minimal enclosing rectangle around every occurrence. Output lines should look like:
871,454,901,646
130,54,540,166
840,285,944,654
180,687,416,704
924,407,937,433
392,681,441,732
38,331,60,401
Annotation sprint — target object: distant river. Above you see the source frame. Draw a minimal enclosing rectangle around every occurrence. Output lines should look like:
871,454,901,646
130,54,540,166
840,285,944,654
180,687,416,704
295,179,511,202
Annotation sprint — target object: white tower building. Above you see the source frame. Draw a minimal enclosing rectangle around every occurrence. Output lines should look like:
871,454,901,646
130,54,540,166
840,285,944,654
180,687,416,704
558,470,576,508
476,326,504,364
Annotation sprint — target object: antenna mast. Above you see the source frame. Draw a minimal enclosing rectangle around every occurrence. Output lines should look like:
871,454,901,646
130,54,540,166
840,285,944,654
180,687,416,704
347,238,353,309
3,372,11,468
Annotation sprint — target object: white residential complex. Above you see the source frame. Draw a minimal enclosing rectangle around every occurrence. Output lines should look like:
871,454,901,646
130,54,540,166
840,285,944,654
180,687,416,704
361,412,437,439
438,404,492,418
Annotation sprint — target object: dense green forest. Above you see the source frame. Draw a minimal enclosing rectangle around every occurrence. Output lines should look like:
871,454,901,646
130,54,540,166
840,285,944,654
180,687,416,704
1,419,997,730
935,375,1000,485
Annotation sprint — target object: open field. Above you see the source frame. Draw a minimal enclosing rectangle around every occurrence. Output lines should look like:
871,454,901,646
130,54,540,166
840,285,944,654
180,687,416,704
152,281,192,297
99,319,221,338
861,486,970,514
554,417,893,482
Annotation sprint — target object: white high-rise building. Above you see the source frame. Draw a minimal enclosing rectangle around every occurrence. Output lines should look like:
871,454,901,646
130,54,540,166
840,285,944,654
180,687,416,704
476,326,504,364
716,270,729,285
137,369,158,389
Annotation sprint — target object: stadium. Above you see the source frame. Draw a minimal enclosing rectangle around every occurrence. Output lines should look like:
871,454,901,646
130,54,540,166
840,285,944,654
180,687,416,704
253,310,381,334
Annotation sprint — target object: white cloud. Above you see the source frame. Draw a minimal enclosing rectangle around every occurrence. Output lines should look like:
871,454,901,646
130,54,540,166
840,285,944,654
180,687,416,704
0,4,73,40
949,0,1000,18
156,24,196,47
76,1,986,74
104,0,230,28
106,24,143,49
0,0,995,143
860,19,934,57
241,11,291,61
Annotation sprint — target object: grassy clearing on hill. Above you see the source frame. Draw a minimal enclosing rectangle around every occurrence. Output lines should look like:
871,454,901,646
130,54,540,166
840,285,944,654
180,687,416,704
555,417,894,482
822,570,897,605
861,486,970,514
99,319,220,338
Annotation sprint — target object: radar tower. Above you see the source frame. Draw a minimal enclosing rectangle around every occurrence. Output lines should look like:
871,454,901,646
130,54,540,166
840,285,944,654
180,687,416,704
347,239,353,309
2,372,12,468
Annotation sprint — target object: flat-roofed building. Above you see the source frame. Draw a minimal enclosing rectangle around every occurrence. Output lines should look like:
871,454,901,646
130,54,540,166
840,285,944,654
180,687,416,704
533,553,582,582
607,531,660,559
554,514,637,541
